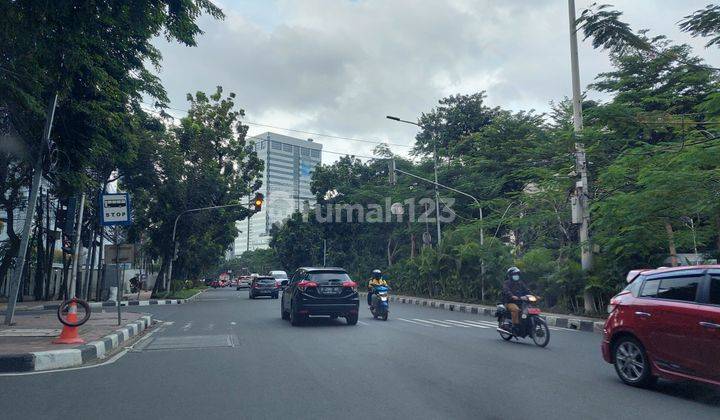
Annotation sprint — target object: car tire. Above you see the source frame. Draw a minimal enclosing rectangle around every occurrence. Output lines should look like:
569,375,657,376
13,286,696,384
281,298,290,320
613,336,656,388
249,293,254,299
346,313,358,325
290,302,303,326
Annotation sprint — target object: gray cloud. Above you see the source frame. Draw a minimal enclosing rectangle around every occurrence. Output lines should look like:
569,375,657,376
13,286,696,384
153,0,720,160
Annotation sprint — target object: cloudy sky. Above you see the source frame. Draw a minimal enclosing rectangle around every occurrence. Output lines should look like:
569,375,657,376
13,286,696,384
152,0,720,161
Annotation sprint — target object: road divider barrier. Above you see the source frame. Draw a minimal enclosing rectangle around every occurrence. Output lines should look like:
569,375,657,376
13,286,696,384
0,314,153,373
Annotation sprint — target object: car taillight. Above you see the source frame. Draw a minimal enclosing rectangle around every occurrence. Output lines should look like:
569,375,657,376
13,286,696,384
253,284,261,289
342,281,357,292
297,280,318,292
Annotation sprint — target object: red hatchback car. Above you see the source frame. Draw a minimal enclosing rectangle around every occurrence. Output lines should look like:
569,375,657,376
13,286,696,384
602,265,720,388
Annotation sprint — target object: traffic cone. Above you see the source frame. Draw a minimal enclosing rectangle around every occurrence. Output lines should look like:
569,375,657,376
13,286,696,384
53,300,85,344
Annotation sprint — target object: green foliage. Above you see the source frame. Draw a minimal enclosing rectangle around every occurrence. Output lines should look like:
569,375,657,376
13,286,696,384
219,249,282,277
270,26,720,313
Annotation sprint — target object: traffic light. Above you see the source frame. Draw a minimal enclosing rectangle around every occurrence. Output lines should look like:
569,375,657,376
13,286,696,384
253,193,264,211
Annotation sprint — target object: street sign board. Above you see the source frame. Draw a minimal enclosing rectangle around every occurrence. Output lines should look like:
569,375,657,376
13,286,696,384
100,193,131,226
105,244,135,264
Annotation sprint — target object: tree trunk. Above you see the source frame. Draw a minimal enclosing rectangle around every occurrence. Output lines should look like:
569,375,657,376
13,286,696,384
86,231,98,300
665,221,679,267
152,259,169,297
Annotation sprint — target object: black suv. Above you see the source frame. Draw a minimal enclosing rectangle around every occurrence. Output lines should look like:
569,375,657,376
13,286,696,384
280,267,359,326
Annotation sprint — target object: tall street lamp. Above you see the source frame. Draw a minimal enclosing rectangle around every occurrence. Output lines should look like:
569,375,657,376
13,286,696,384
386,115,442,245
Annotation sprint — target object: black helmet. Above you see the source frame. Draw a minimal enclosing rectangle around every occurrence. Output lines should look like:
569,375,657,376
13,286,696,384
372,269,382,279
507,267,521,281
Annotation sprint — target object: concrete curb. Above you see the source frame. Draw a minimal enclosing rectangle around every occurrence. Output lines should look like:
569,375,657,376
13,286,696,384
361,292,605,334
42,290,205,311
0,314,153,373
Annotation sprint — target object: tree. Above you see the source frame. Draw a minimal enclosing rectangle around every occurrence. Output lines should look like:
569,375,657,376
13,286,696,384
124,87,263,294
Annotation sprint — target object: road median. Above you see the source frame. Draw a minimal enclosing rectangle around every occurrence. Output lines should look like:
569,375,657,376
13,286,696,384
0,314,153,373
361,292,605,334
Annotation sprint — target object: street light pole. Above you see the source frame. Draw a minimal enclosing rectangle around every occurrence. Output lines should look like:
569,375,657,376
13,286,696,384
386,115,442,244
4,93,58,326
167,201,256,294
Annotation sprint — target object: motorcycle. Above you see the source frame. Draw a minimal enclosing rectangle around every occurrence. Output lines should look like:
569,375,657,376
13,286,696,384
495,295,550,347
369,285,389,321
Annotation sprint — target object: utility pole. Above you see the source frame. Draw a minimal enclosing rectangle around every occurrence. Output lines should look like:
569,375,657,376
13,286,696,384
323,240,327,267
568,0,594,312
432,143,442,245
4,93,58,325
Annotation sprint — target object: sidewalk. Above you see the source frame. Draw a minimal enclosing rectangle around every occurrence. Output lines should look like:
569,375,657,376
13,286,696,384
0,289,203,313
361,292,607,334
0,310,153,373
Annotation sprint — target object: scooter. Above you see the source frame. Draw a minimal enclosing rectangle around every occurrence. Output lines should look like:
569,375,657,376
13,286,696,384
370,285,389,321
495,295,550,347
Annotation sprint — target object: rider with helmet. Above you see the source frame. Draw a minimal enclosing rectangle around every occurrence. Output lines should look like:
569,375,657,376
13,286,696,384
367,269,388,307
502,267,531,330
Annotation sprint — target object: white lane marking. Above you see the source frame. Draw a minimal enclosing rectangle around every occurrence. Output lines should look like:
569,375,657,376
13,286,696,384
398,318,430,326
430,319,469,327
464,320,498,327
443,320,490,328
181,322,192,331
230,321,237,326
411,318,452,328
358,321,369,326
464,319,575,332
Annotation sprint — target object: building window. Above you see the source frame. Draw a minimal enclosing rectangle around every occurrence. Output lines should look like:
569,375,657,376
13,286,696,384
283,143,293,153
301,147,310,156
271,141,282,150
294,146,300,155
311,149,320,158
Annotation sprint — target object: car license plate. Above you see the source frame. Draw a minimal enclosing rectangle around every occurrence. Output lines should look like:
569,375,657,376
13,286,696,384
321,287,340,295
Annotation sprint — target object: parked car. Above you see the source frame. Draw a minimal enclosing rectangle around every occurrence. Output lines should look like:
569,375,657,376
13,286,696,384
249,276,281,299
236,277,251,290
280,267,359,326
602,265,720,388
270,270,288,289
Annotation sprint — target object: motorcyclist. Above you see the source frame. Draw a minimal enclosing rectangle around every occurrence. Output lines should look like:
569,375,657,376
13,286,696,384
502,267,531,331
367,269,388,307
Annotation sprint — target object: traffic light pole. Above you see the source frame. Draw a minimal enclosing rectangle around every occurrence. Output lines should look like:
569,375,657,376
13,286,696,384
167,199,261,294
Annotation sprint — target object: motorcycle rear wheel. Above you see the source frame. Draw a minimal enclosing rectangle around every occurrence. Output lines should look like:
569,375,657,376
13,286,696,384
498,319,513,341
382,312,388,321
531,318,550,347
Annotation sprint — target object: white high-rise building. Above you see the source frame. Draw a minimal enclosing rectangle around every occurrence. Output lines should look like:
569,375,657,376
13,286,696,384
230,132,322,256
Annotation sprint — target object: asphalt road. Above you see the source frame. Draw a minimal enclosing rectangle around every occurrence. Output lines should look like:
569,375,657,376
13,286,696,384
1,287,719,419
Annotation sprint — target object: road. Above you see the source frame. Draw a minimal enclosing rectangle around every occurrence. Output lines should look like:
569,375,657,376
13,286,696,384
1,287,718,419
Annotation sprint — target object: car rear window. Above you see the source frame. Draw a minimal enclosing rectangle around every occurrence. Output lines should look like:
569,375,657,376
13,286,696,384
640,275,700,302
257,279,276,285
710,277,720,305
308,272,351,283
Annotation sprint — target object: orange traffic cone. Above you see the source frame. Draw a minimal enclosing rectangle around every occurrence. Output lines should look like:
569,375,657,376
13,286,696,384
53,300,85,344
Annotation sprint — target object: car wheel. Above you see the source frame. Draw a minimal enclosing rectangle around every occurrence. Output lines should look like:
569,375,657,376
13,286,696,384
613,336,655,388
249,293,254,299
290,302,303,326
281,297,290,320
346,313,358,325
